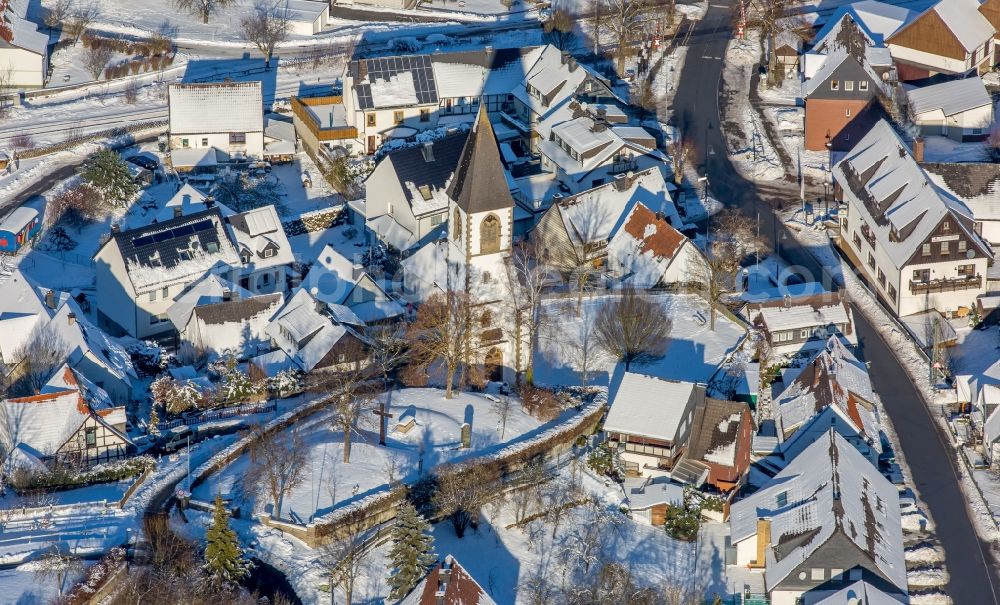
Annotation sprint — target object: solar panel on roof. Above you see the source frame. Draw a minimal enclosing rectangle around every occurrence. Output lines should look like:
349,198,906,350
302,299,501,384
132,235,154,247
153,231,172,242
190,220,215,233
172,224,195,237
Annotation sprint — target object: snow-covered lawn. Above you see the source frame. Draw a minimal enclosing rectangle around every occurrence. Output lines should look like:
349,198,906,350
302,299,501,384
0,563,86,604
193,388,544,521
288,221,366,266
533,292,746,387
922,134,988,163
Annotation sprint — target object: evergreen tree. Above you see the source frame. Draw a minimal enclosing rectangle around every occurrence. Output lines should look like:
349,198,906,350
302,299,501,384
203,494,252,584
81,148,138,206
387,501,437,600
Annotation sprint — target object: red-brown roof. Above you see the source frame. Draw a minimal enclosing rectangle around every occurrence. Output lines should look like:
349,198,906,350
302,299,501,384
622,203,686,261
407,557,496,605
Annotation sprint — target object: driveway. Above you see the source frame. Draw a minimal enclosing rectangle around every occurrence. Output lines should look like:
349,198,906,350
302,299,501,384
671,0,1000,601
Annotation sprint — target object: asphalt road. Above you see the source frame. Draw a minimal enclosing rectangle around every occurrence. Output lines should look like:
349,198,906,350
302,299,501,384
671,1,1000,601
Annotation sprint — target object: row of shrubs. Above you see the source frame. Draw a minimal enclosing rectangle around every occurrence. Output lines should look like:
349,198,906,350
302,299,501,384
9,456,154,492
81,31,172,56
103,54,176,80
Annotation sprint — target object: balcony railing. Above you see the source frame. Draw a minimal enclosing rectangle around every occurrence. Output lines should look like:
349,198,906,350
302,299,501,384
910,274,982,294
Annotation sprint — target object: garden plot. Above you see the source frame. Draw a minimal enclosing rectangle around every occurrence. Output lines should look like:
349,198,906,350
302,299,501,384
192,388,544,522
533,292,745,387
763,105,831,181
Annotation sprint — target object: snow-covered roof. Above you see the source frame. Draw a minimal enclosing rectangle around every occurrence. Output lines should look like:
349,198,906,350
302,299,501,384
554,168,678,248
265,287,355,372
400,238,454,301
729,430,906,593
812,580,905,605
623,476,685,510
170,147,219,169
0,366,124,459
112,208,241,291
607,199,693,287
134,183,236,227
226,205,293,271
368,215,416,252
2,2,49,55
167,273,252,330
812,0,913,48
833,119,993,269
168,82,264,135
774,337,878,442
0,269,65,363
748,292,851,332
923,162,1000,223
0,206,37,233
906,77,992,117
919,0,995,53
49,300,137,384
604,372,704,443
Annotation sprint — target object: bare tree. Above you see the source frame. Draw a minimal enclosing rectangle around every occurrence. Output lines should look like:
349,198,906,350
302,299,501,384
241,0,290,69
124,78,140,104
689,209,768,330
406,291,478,399
7,325,67,397
33,547,83,596
9,133,34,151
586,0,606,55
65,3,100,44
543,8,576,50
433,461,492,538
491,394,514,440
508,460,548,525
244,426,308,519
308,341,374,463
321,522,369,605
43,0,75,32
504,239,550,382
633,78,657,120
605,0,651,75
594,286,671,370
174,0,236,24
83,43,113,80
668,137,695,187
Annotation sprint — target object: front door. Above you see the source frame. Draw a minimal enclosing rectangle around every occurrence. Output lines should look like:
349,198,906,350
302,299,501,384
367,136,376,154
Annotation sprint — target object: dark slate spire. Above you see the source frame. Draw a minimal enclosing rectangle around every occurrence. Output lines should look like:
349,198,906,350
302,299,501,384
446,105,515,214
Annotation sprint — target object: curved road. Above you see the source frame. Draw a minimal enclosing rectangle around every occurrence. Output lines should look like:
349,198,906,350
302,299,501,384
671,1,1000,602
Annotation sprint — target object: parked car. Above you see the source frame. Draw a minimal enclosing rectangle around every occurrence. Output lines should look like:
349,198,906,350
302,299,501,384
127,155,159,171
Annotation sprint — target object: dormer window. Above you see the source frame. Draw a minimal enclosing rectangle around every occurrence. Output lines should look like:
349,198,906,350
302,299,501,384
206,242,219,254
776,491,788,507
241,251,251,264
263,248,274,258
418,185,432,201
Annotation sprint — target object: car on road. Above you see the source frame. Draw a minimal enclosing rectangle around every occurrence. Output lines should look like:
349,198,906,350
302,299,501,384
157,426,193,453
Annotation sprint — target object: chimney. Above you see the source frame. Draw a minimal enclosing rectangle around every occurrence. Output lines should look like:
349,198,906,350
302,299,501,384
205,195,216,209
783,294,791,308
484,45,493,59
655,211,664,222
352,263,366,281
913,136,925,163
421,141,435,162
222,289,232,302
45,289,56,310
561,50,570,65
173,206,183,218
111,223,121,234
596,107,607,121
567,56,578,72
67,311,76,326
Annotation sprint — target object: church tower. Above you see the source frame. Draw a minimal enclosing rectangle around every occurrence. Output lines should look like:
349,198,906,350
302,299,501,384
447,105,515,289
446,105,518,382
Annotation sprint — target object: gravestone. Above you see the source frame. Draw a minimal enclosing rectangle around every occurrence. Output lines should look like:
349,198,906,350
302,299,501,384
460,422,471,449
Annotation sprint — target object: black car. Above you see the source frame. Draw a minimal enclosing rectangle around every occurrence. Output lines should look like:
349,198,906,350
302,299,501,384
127,155,159,171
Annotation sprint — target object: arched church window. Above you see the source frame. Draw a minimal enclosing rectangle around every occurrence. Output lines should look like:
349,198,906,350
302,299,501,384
480,214,501,254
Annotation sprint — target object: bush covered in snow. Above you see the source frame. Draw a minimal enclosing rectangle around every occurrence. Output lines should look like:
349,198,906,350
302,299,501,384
10,456,153,491
388,37,422,52
61,547,127,604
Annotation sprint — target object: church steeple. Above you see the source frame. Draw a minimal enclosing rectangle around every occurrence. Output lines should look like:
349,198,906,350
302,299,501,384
446,105,515,214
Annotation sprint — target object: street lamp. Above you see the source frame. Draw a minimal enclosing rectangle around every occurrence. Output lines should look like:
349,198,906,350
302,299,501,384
699,176,709,205
825,133,834,218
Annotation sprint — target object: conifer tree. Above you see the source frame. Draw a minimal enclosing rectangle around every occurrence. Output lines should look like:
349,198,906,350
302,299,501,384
203,494,252,584
387,501,437,600
81,148,138,206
